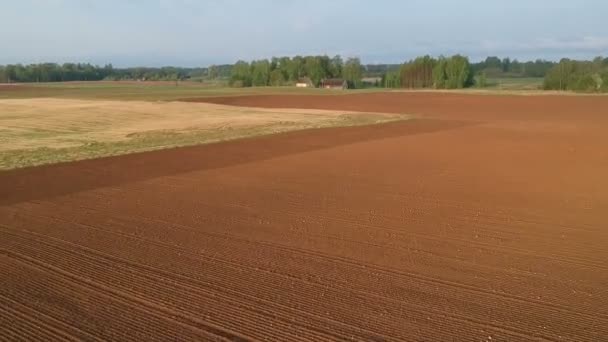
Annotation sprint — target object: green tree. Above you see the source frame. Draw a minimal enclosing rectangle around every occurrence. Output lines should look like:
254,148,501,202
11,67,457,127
251,59,271,86
382,71,400,88
544,59,575,91
270,57,279,71
5,65,15,83
477,72,487,88
304,56,327,86
274,57,291,82
601,70,608,92
544,58,608,92
318,55,332,79
208,65,219,79
445,55,473,89
400,56,436,88
269,68,286,86
502,57,511,73
230,60,252,87
288,56,304,82
484,56,502,70
343,57,363,88
330,55,343,78
510,59,523,74
432,57,448,89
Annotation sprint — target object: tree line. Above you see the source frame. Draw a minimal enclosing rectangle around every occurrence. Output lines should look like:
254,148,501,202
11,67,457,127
543,57,608,92
379,55,566,90
472,57,556,78
229,55,363,88
3,56,607,92
0,63,112,83
0,63,232,83
227,54,558,90
381,55,474,89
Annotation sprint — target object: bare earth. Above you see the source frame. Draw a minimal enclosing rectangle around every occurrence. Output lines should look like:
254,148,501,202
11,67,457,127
1,92,608,341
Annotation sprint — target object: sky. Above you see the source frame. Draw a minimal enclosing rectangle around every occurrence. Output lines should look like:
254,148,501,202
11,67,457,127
1,0,607,67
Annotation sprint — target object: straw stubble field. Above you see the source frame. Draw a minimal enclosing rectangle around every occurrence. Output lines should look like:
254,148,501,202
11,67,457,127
0,97,405,169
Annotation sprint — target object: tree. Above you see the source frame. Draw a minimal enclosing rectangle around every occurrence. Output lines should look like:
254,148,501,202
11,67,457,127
382,71,400,88
445,55,473,89
270,57,279,72
431,55,473,89
510,59,522,74
592,56,604,71
330,55,343,78
400,56,435,88
477,72,488,88
544,59,574,91
304,56,326,86
472,56,556,78
520,59,555,77
269,68,285,86
543,58,608,92
251,59,271,86
288,56,304,82
208,65,219,80
601,70,608,92
318,55,332,79
0,63,209,83
230,60,252,87
432,57,448,89
502,57,511,73
343,57,363,88
484,56,502,70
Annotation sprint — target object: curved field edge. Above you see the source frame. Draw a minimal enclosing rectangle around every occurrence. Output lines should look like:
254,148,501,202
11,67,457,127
0,98,411,170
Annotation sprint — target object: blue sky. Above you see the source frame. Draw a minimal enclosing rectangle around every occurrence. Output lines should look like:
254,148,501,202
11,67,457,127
2,0,607,67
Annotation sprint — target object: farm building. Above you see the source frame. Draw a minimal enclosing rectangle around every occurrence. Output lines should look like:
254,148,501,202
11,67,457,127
295,77,314,88
321,79,348,90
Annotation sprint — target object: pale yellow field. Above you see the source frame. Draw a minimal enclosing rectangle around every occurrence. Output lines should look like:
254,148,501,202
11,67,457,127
0,98,407,169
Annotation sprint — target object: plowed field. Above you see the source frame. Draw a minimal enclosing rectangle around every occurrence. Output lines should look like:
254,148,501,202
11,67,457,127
2,92,608,341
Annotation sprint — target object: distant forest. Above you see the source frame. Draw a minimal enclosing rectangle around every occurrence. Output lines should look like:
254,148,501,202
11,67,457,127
0,63,229,83
228,56,364,88
1,55,607,92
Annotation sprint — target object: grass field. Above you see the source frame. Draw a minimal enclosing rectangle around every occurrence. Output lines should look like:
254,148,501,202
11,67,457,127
0,78,572,103
484,77,544,90
0,82,386,101
0,97,407,169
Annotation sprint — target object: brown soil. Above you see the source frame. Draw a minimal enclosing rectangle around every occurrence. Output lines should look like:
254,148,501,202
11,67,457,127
2,92,608,341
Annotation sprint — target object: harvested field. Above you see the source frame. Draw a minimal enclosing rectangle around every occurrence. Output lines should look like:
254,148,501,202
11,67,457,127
2,92,608,341
0,98,404,169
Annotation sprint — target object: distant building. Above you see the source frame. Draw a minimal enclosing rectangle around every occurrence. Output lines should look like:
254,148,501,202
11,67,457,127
296,77,314,88
321,78,348,90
